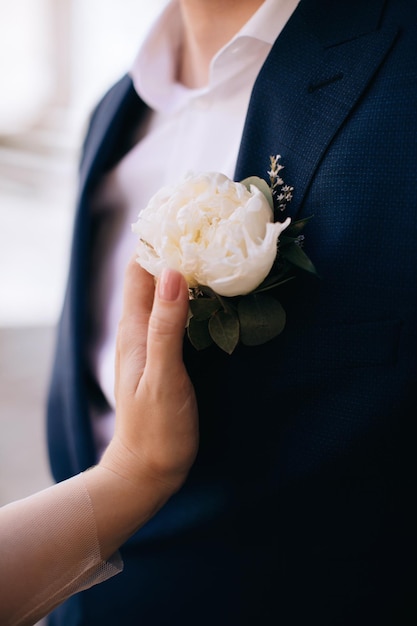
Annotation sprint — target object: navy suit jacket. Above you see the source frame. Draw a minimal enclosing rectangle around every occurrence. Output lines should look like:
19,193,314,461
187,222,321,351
47,0,417,623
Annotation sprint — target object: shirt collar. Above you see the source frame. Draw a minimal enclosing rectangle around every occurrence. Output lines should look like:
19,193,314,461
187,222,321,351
130,0,299,114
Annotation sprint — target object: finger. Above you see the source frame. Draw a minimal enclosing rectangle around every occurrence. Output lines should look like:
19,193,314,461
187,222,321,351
115,257,156,396
145,268,189,376
122,256,155,321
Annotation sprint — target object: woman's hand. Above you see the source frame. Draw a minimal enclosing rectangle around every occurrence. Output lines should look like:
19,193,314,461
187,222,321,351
100,259,199,500
0,262,198,625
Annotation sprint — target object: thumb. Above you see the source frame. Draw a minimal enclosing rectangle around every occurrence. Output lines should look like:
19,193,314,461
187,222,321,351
145,268,189,375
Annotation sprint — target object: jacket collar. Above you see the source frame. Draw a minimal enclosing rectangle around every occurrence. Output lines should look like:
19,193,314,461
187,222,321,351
234,0,397,218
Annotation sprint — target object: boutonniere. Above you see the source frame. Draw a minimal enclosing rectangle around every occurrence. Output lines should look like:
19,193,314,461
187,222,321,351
132,156,317,354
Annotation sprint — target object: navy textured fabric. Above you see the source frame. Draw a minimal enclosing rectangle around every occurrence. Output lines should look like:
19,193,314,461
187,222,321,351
47,0,417,624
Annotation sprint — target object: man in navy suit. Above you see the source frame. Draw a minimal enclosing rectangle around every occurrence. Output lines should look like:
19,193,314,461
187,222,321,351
47,0,417,624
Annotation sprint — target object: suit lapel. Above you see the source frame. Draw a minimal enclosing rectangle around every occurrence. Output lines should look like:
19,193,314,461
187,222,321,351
78,74,148,197
63,75,147,471
69,74,146,318
234,0,398,219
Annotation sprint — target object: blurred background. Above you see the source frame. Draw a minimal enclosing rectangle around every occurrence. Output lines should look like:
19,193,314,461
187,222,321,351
0,1,167,610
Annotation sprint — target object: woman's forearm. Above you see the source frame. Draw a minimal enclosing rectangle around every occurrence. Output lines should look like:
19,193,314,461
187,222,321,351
0,465,174,626
0,473,121,626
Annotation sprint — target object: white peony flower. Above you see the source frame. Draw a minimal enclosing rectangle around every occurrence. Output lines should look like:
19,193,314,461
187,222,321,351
132,172,290,297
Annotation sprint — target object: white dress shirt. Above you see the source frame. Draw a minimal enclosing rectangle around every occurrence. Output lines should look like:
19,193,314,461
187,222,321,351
89,0,299,457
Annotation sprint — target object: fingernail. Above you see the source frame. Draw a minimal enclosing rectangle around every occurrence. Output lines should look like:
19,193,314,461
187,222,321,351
158,269,181,301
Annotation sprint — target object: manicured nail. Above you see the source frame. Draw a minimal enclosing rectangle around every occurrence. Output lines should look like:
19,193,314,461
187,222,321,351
158,269,181,301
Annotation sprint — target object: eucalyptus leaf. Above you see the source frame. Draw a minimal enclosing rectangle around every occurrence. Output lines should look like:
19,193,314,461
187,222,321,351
189,297,220,320
279,235,297,247
281,242,318,275
254,275,295,293
238,294,286,346
209,310,240,354
240,176,274,210
187,317,213,350
285,216,314,237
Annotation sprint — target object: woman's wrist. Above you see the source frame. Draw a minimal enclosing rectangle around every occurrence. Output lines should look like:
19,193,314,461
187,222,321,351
82,456,175,560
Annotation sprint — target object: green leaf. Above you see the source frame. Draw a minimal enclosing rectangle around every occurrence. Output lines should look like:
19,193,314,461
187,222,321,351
254,275,295,293
285,215,314,237
209,310,240,354
240,176,274,211
238,294,286,346
187,317,213,350
279,235,298,247
189,297,220,321
281,242,318,275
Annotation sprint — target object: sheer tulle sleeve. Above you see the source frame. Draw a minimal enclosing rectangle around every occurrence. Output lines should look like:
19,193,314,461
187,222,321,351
0,473,123,626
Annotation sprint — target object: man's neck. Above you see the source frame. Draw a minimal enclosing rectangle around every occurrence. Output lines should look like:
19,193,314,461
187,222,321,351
178,0,265,88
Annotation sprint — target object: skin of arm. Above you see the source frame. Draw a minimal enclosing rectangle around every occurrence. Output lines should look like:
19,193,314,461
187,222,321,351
0,261,198,626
